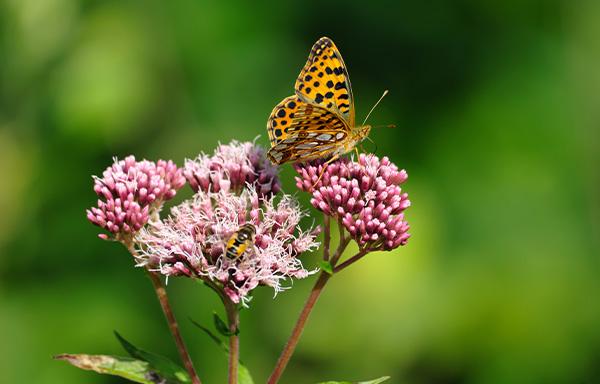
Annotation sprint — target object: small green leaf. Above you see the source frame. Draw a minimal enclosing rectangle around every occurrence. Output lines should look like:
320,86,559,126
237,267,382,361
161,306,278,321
114,331,191,383
213,311,238,336
317,376,390,384
190,318,254,384
55,353,162,384
238,363,255,384
189,317,229,353
319,260,334,275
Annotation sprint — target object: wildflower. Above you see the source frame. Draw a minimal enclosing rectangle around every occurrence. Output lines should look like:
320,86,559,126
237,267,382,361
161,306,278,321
86,156,186,240
295,154,411,251
134,188,319,305
184,140,280,198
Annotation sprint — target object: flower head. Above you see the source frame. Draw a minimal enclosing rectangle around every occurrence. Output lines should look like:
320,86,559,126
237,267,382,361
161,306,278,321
295,154,411,251
135,189,319,305
86,156,186,240
184,140,280,198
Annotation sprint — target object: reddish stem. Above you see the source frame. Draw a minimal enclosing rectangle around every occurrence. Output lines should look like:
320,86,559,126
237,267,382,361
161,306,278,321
267,221,351,384
224,299,239,384
266,271,331,384
323,215,331,261
147,271,201,384
333,249,369,273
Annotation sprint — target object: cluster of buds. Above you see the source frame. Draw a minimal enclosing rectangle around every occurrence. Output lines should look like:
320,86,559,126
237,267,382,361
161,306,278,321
183,140,280,198
295,154,411,251
86,156,186,241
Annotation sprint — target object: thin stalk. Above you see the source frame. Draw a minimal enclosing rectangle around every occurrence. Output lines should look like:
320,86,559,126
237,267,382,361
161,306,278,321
147,271,201,384
322,215,331,261
267,225,350,384
224,299,240,384
332,249,369,274
266,271,330,384
329,236,351,266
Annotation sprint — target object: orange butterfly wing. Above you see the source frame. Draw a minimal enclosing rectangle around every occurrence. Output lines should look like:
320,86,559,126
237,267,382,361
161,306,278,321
294,37,355,126
266,37,357,165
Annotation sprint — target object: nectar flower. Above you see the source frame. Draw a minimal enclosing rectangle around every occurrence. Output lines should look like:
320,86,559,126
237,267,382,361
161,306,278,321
134,188,319,305
184,140,280,198
86,156,186,240
295,154,411,251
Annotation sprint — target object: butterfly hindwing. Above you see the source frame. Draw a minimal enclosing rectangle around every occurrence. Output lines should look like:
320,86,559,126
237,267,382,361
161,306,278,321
267,99,349,165
295,37,355,126
267,95,302,146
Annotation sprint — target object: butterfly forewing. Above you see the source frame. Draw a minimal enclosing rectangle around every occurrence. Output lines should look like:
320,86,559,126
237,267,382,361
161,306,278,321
294,37,355,126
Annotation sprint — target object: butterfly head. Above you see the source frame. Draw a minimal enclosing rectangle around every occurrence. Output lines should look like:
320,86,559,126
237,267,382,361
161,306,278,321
354,125,372,141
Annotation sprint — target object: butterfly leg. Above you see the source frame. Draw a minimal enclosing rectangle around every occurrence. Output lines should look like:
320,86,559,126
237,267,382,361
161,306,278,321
310,154,340,191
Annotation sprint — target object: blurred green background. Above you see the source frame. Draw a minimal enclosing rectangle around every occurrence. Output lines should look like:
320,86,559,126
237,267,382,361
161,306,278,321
1,0,599,383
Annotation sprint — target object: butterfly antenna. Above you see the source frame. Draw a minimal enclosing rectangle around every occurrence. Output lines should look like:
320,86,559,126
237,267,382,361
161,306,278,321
362,90,389,126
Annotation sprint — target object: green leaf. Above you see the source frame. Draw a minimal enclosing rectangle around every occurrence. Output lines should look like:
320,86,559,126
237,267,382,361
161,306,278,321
213,311,238,336
319,260,334,275
189,317,229,353
190,318,254,384
114,331,191,383
317,376,391,384
238,363,255,384
55,353,163,384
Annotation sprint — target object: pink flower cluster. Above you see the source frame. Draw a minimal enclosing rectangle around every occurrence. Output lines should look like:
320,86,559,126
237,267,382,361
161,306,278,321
295,154,411,250
135,189,319,305
86,156,186,239
184,140,280,198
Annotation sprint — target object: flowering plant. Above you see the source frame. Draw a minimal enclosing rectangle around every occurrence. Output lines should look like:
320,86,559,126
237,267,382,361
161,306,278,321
56,140,410,384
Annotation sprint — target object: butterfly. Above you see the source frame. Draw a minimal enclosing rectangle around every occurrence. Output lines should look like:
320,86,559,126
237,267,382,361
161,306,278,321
225,223,256,260
266,37,386,166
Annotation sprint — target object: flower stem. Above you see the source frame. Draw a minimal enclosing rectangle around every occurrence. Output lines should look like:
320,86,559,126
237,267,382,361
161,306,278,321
266,271,330,384
333,249,369,273
147,271,201,384
330,236,351,266
224,299,240,384
323,215,331,261
267,226,350,384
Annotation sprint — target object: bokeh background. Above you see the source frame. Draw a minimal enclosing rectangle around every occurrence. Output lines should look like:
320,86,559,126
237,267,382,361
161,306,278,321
1,0,599,383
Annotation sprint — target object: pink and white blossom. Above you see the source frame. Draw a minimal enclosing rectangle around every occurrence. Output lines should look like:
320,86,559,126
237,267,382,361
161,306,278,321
135,188,319,305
